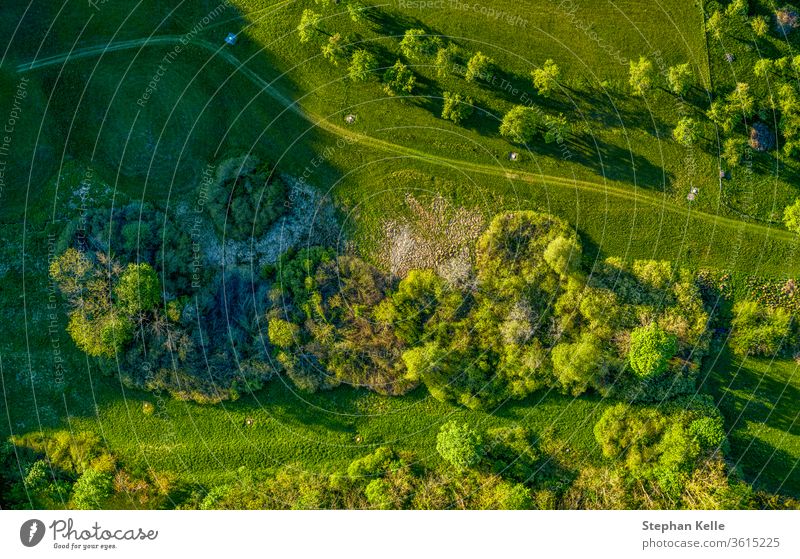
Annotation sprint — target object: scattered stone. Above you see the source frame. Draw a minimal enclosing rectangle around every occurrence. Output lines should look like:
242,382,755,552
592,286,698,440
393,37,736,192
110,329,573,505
344,114,357,124
509,151,519,161
725,53,735,62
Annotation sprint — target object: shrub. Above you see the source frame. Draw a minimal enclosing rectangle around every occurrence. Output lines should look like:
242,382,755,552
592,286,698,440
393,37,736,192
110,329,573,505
667,63,693,95
531,59,560,97
629,56,655,96
114,263,161,315
551,334,605,395
399,29,439,59
436,421,483,470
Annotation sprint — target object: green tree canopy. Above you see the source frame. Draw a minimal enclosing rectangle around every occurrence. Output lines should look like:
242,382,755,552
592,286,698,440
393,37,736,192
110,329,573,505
628,323,677,378
436,421,484,470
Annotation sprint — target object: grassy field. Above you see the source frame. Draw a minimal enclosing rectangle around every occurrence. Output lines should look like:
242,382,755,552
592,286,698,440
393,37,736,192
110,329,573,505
1,0,799,504
703,353,800,497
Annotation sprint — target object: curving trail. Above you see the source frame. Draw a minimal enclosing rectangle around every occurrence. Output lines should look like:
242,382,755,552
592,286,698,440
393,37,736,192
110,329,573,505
15,35,799,248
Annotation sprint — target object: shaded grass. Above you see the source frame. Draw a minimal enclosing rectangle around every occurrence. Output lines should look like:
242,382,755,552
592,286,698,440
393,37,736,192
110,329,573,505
702,352,800,497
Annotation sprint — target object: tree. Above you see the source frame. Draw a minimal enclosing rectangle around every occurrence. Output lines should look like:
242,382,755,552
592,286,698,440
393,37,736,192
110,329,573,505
465,52,492,83
728,82,755,118
673,117,700,146
629,56,655,96
499,106,541,143
435,45,459,78
297,9,322,44
348,49,378,81
551,333,605,395
543,113,570,144
531,59,560,97
753,58,773,78
725,0,748,18
667,63,693,96
321,33,347,65
383,60,416,95
784,198,800,234
722,137,744,167
49,248,92,298
441,91,473,124
543,235,581,278
730,301,791,357
346,0,368,22
628,323,677,378
751,15,770,37
436,421,483,470
399,28,438,59
115,263,160,315
707,10,724,40
71,468,113,510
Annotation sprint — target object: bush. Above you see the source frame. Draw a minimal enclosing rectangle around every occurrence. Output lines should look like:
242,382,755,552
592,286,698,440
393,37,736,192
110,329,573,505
349,49,378,82
784,198,800,234
436,421,483,470
115,263,161,315
383,60,416,95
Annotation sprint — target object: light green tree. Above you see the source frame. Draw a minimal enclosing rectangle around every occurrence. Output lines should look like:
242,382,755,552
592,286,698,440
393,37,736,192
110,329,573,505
348,49,378,81
531,59,561,97
628,323,677,378
629,56,655,96
667,63,693,95
297,9,322,43
465,52,493,83
499,106,541,143
436,421,484,470
441,91,473,124
783,198,800,234
673,117,700,146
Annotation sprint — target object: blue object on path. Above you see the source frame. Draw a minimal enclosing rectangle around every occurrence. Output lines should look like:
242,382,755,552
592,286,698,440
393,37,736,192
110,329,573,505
225,33,237,45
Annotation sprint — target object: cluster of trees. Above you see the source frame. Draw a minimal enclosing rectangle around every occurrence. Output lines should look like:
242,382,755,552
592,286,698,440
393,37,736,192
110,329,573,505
0,431,173,510
267,211,711,408
205,157,288,241
50,162,289,403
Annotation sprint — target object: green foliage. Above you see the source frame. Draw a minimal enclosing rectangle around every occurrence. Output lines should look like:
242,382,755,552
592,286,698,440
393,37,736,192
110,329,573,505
349,49,378,82
499,106,542,144
321,33,348,65
543,235,581,278
399,28,439,59
543,113,570,144
629,56,655,96
667,63,694,95
347,447,396,479
784,198,800,234
435,44,459,78
730,300,792,357
628,323,678,378
673,117,700,146
436,421,483,470
531,59,560,97
722,137,744,167
49,248,92,297
707,10,724,40
551,333,605,395
441,91,474,124
751,14,769,37
72,469,114,510
205,159,288,242
297,9,321,43
115,263,160,315
465,52,492,83
383,60,416,95
267,317,299,348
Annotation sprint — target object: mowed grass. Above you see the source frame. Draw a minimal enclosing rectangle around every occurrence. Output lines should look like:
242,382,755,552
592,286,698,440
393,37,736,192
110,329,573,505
703,352,800,497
